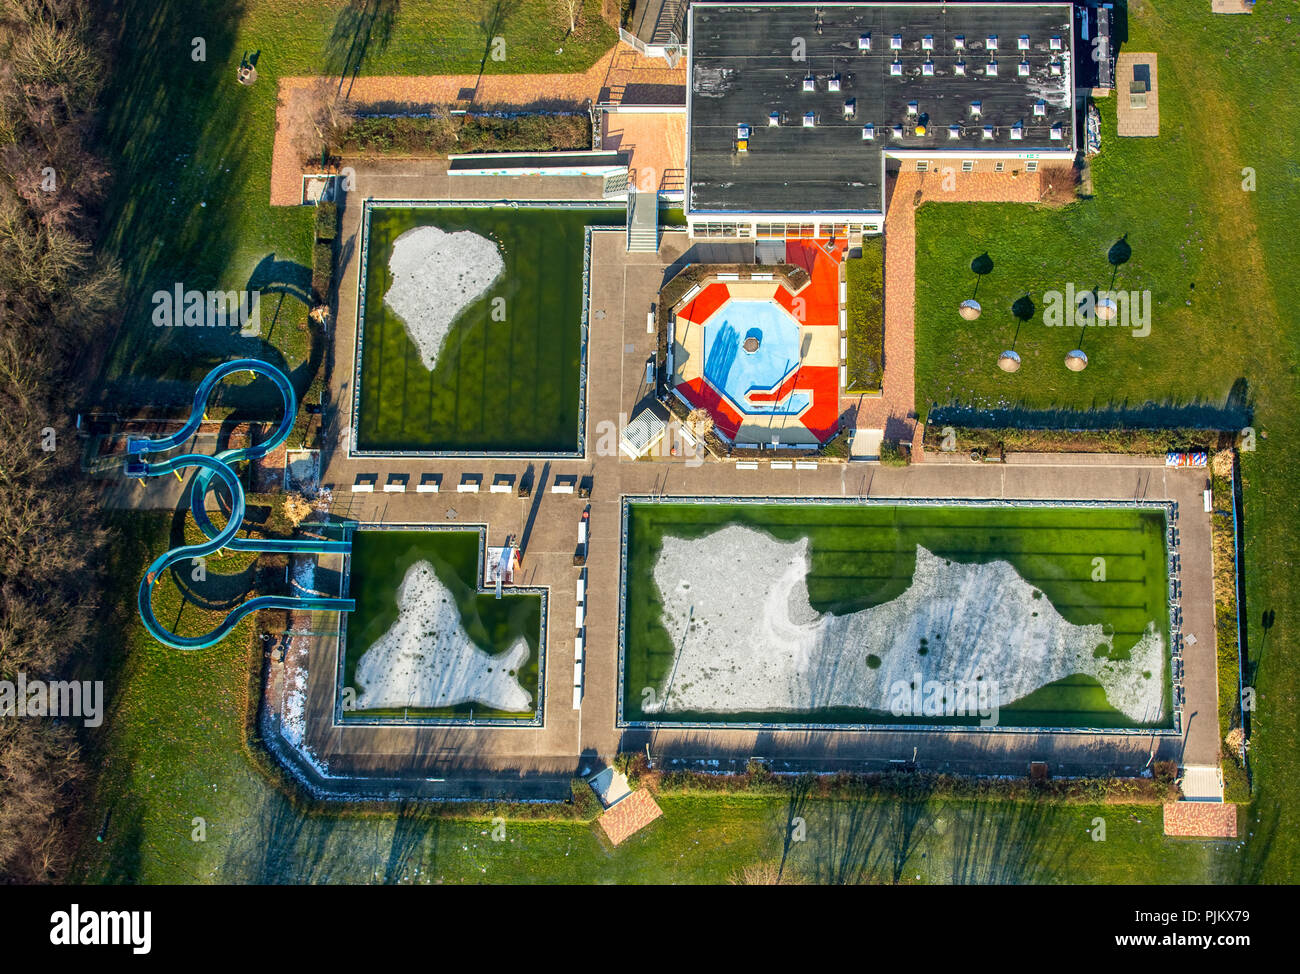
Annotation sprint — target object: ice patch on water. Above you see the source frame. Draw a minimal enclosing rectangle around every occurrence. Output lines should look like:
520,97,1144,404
354,561,531,713
383,225,504,371
648,524,1165,722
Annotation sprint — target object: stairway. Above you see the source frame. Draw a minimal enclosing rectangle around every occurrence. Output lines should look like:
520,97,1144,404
626,187,659,252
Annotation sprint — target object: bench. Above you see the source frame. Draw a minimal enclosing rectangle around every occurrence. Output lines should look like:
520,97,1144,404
457,481,480,493
796,460,818,471
551,482,575,494
416,477,440,493
490,482,512,493
735,461,759,470
771,460,793,470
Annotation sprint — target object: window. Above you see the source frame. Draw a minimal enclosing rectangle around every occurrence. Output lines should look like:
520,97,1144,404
1050,35,1062,51
994,161,1005,172
890,60,903,76
890,34,903,50
953,35,965,49
916,161,929,172
858,33,871,50
962,159,974,172
986,34,998,50
948,125,961,140
1018,35,1030,50
1018,60,1030,77
862,123,875,140
922,60,934,76
954,60,966,75
922,35,934,50
1033,100,1047,117
986,60,998,76
1026,161,1039,172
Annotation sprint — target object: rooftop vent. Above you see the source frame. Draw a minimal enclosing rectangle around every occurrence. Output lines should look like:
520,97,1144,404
1033,100,1047,116
922,35,934,50
982,125,994,140
890,60,903,76
986,60,998,76
948,125,961,140
892,124,904,139
737,123,751,139
1010,122,1024,140
1018,60,1031,77
803,111,816,127
914,123,927,136
843,98,856,118
907,101,918,115
922,60,935,76
1050,60,1062,76
954,60,966,75
1051,123,1064,140
769,111,780,126
1018,35,1030,50
890,34,903,50
862,123,875,140
987,35,998,50
969,100,982,116
858,33,871,51
954,35,965,49
828,75,841,92
1050,35,1063,51
803,74,815,92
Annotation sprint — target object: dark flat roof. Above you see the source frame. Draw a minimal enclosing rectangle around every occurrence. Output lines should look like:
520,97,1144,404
688,2,1075,215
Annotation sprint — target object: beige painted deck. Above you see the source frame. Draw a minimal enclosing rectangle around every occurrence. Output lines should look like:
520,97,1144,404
1116,53,1160,138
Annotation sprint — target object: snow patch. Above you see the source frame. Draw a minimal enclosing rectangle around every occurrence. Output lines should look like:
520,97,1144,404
354,561,531,713
648,525,1165,722
383,225,504,371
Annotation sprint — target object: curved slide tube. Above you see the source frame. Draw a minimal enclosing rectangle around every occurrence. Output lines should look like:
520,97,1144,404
126,359,355,649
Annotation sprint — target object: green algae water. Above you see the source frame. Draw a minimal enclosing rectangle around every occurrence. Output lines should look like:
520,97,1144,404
344,530,542,720
356,205,623,453
621,501,1172,728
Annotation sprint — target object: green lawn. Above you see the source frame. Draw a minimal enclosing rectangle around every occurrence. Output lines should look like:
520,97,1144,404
94,0,616,412
913,2,1299,880
622,501,1170,727
343,529,542,720
356,205,624,453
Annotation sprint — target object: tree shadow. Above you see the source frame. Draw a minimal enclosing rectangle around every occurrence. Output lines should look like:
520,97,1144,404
477,0,523,78
325,0,402,99
1011,293,1035,323
248,253,313,307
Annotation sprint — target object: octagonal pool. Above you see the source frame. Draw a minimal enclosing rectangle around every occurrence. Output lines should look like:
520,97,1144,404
701,299,809,416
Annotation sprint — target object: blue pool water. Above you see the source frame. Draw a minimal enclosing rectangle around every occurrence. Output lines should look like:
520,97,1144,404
701,300,808,416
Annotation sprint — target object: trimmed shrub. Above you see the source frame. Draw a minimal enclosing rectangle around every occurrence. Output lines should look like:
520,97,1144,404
879,438,909,466
311,241,333,301
315,200,338,242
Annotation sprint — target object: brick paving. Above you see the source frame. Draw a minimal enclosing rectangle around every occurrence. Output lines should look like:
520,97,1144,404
1163,802,1238,838
270,44,685,205
598,788,664,845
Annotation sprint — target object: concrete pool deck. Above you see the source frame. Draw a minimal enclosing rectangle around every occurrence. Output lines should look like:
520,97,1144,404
276,183,1223,797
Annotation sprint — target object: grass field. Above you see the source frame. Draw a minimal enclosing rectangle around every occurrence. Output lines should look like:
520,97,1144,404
621,501,1170,726
355,205,623,453
342,529,542,720
93,0,616,412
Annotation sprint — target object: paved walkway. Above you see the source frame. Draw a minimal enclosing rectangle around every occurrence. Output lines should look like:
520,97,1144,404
243,166,1223,796
270,44,685,204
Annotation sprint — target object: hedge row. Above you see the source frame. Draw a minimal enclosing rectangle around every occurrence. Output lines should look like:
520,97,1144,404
921,424,1232,456
844,238,884,394
337,112,591,157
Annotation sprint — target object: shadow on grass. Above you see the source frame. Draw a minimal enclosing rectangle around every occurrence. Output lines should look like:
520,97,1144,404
325,0,401,99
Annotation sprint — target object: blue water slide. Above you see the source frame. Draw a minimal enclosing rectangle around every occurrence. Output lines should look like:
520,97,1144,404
127,359,354,649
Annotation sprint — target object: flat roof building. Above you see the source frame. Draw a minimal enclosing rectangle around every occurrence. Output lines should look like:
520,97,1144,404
686,2,1077,239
